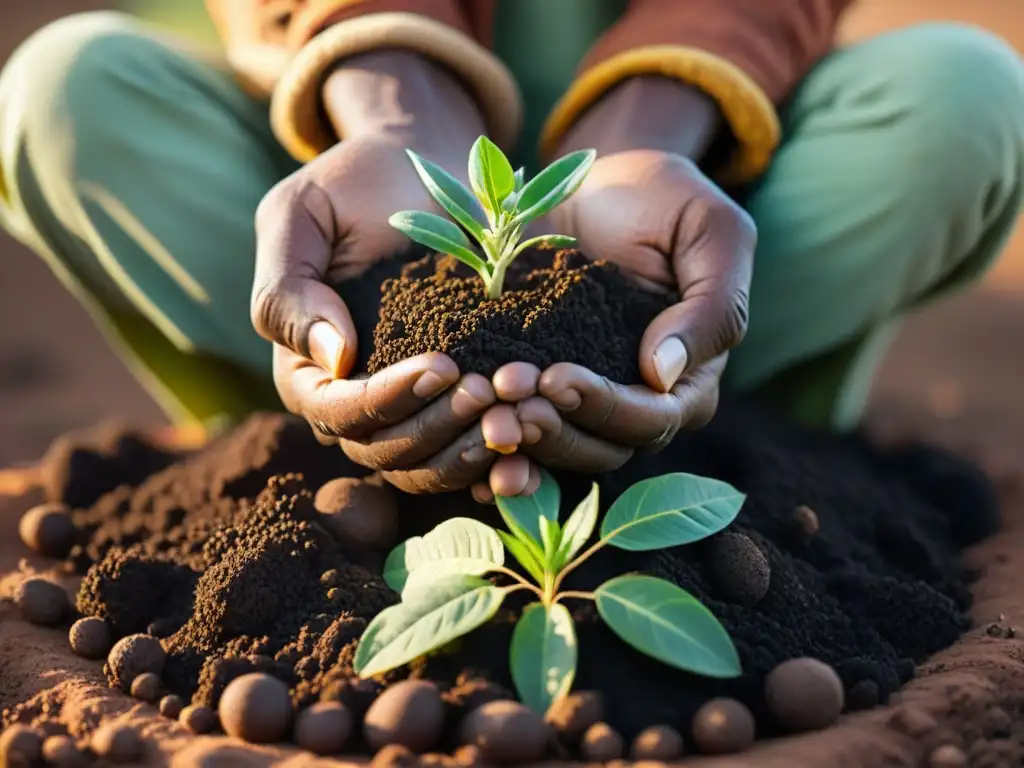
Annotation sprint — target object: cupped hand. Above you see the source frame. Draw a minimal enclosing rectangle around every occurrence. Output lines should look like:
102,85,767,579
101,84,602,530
476,150,755,491
254,133,521,493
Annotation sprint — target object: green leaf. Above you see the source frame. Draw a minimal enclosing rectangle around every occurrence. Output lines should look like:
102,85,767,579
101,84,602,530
513,167,526,192
539,517,562,567
383,517,504,593
510,603,577,715
595,574,741,678
555,483,599,569
512,150,595,225
495,469,561,551
355,574,505,678
497,530,546,585
389,211,486,273
468,136,516,214
406,150,487,242
599,473,745,551
500,191,520,214
511,234,576,259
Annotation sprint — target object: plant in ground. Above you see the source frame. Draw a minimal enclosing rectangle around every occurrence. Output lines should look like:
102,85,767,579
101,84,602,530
389,136,595,299
354,472,745,715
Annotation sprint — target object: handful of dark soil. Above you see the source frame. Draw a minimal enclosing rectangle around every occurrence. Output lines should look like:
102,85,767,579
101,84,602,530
5,400,999,759
358,248,676,382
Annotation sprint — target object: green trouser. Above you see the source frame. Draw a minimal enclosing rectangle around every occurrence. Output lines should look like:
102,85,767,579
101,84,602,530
1,12,1022,431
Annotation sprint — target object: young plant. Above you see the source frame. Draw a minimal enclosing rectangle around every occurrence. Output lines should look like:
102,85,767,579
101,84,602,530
354,472,746,716
388,136,595,299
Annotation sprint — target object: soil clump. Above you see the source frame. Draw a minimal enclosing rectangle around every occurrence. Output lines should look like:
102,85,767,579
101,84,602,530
0,394,999,755
355,249,676,382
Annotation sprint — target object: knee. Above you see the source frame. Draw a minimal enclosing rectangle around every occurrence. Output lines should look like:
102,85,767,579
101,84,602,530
876,24,1023,194
1,13,170,149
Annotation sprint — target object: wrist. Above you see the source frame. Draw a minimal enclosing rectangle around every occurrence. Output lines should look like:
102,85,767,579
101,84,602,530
321,50,485,161
556,76,722,162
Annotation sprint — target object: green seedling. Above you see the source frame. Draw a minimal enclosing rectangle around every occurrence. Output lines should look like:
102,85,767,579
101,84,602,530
354,471,745,716
388,136,595,299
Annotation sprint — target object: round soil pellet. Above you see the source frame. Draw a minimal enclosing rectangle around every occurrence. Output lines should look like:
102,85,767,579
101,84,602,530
180,705,218,734
159,695,184,719
929,744,967,768
371,743,418,767
130,672,163,703
765,657,845,732
707,532,771,606
68,616,111,660
294,701,353,755
631,725,684,761
107,634,166,691
0,724,43,765
691,697,756,754
16,577,70,626
545,691,604,744
19,502,77,558
91,722,141,763
793,505,820,536
459,700,550,765
846,679,880,712
219,673,292,743
314,477,399,550
41,735,83,767
146,617,178,638
580,722,624,762
364,680,445,754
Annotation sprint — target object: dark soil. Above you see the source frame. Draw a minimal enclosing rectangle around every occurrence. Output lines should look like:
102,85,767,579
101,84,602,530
352,248,676,382
26,397,997,745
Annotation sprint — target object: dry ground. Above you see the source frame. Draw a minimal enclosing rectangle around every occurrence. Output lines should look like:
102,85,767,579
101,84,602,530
0,0,1020,466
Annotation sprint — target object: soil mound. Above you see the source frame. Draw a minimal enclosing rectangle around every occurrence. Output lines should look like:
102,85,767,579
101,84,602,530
14,400,997,748
360,249,676,382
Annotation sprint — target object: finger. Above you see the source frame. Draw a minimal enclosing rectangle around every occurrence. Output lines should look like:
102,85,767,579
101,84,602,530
471,482,495,505
482,405,522,455
538,363,683,448
252,180,359,377
493,362,541,402
381,427,496,495
339,374,495,470
516,397,633,472
284,349,460,439
640,195,756,392
488,455,533,497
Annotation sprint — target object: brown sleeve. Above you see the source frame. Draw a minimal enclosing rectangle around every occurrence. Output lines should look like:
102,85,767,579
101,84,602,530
541,0,855,184
205,1,520,162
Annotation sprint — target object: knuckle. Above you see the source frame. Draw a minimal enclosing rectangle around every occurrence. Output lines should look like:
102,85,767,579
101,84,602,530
718,288,751,351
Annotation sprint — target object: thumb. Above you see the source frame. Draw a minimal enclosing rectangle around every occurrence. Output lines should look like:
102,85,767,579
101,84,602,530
251,180,358,379
639,202,755,393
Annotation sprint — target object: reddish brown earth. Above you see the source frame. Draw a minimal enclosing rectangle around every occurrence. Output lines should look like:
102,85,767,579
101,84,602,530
0,2,1022,767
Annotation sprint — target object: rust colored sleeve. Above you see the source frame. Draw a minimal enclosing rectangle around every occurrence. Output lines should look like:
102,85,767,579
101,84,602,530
227,0,522,162
541,0,855,183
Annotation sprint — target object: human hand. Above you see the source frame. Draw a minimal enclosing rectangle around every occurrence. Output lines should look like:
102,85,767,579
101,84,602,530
253,52,521,494
472,149,754,495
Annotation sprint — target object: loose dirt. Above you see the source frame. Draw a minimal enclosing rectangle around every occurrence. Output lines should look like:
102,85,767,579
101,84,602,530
355,249,675,383
2,395,1017,765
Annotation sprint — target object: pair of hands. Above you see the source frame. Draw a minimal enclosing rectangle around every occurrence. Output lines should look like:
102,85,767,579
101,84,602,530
252,128,755,501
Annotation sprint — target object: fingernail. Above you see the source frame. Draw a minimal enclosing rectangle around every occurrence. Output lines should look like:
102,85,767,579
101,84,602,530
521,424,542,444
308,322,344,378
653,337,688,392
548,388,582,412
414,370,451,399
451,383,493,419
461,445,494,464
485,441,519,455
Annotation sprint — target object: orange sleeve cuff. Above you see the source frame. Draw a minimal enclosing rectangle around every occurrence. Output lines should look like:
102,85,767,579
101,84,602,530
540,45,782,185
271,12,522,163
